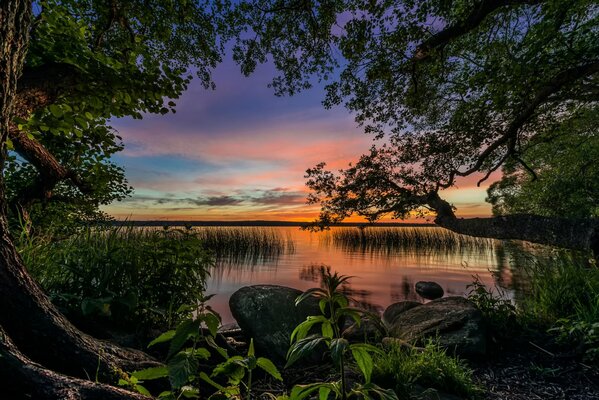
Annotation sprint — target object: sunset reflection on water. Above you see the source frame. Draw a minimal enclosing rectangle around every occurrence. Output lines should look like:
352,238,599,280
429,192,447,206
205,227,517,324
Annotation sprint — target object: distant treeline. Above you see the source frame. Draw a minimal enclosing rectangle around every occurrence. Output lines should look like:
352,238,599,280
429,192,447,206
111,220,436,228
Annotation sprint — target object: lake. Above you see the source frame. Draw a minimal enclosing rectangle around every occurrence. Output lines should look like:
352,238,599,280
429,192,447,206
204,226,527,324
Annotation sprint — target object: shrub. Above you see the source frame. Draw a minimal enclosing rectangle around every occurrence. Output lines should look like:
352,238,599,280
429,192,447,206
18,225,214,330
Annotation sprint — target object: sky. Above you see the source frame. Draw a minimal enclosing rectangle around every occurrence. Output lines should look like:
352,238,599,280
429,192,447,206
104,57,496,222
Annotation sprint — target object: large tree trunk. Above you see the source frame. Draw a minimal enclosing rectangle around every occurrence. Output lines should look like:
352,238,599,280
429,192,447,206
0,0,160,388
0,326,150,400
426,192,599,258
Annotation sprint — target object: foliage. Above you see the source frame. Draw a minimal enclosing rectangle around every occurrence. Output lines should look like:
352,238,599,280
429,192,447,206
372,340,481,399
18,226,213,330
233,0,599,224
5,126,132,233
466,275,516,337
517,254,599,327
201,338,283,399
287,269,398,400
8,0,237,229
487,111,599,218
125,303,282,400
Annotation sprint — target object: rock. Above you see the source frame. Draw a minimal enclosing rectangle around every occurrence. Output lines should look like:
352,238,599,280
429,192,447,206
342,315,386,342
382,301,422,326
415,281,444,300
229,285,320,364
387,296,485,358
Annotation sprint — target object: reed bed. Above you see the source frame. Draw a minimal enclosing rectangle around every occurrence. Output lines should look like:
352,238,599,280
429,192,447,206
331,226,498,255
191,226,295,265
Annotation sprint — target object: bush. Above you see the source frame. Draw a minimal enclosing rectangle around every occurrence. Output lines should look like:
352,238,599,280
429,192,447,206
372,340,480,399
18,225,214,331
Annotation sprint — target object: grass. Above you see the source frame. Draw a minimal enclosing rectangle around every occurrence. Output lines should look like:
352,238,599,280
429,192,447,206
18,225,214,330
191,226,295,265
17,225,296,331
372,340,481,399
331,226,498,255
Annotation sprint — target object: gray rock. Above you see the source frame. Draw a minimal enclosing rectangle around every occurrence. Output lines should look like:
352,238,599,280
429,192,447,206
387,296,485,358
382,301,422,326
415,281,444,300
229,285,320,364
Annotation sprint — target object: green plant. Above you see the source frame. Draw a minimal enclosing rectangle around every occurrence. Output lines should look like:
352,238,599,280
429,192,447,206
372,340,481,399
466,275,516,335
518,254,599,327
18,225,214,330
286,269,398,400
127,301,282,399
200,338,283,399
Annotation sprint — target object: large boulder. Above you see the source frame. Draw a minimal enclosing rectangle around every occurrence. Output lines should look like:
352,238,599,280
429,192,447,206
229,285,320,364
382,301,421,326
385,296,485,358
415,281,444,300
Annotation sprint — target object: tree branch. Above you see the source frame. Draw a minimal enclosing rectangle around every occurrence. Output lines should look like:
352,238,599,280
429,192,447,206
414,0,544,61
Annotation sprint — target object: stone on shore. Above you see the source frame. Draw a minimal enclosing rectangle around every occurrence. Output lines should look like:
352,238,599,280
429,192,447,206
415,281,445,300
229,285,320,364
385,296,485,358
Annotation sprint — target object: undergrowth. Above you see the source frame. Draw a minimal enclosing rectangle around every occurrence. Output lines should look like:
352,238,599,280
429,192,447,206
372,340,481,399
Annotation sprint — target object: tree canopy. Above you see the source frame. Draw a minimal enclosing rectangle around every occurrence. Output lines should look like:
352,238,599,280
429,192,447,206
235,0,599,236
7,0,234,229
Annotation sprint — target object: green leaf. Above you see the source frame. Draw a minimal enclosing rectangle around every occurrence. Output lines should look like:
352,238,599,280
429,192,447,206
168,351,199,389
180,385,200,398
248,338,255,357
351,346,374,383
168,319,201,359
193,347,211,360
148,330,176,348
205,335,228,359
321,321,334,338
257,357,283,381
202,312,221,337
290,316,327,343
295,288,327,306
132,366,169,380
134,384,151,396
289,383,338,400
329,338,348,366
49,104,63,118
286,335,326,368
319,386,332,400
199,371,226,390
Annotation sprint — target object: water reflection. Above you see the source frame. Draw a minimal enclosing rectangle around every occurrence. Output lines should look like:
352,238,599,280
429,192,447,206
205,226,534,324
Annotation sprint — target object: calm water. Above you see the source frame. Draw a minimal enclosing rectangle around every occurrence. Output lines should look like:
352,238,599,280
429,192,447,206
205,227,522,324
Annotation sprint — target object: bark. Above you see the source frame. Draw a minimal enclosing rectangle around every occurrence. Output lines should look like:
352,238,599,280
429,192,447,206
1,0,161,385
0,326,150,400
426,192,599,258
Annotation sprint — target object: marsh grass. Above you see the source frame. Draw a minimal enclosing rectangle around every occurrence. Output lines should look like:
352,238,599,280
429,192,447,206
331,226,498,255
191,226,295,266
372,340,481,399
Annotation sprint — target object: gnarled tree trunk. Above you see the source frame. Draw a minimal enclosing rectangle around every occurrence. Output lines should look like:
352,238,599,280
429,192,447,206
1,0,160,395
0,327,149,400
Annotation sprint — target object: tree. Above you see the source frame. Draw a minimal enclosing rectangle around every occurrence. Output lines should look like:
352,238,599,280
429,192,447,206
0,0,234,397
487,108,599,219
234,0,599,256
5,122,132,233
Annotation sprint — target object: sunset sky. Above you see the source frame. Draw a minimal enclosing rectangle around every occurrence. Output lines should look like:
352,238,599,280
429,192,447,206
104,57,496,222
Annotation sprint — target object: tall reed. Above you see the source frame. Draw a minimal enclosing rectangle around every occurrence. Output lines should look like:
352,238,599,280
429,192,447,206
191,226,295,266
331,226,497,255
